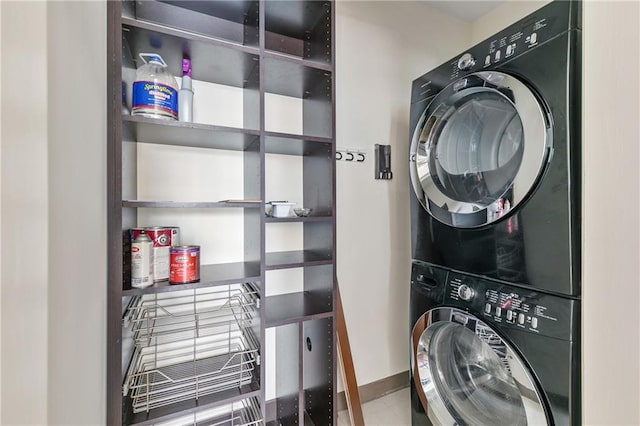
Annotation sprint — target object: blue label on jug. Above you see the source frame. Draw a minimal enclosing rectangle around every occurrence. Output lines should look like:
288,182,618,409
132,81,178,119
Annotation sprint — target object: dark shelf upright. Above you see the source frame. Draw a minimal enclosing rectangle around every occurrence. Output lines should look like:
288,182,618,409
262,2,336,426
107,2,124,424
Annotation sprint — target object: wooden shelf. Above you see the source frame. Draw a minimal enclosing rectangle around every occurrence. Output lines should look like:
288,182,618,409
122,115,260,150
123,0,259,48
265,215,333,223
123,200,262,209
265,250,333,270
264,56,332,99
265,292,333,328
122,20,260,88
264,1,332,65
127,387,261,426
264,131,332,156
122,262,261,296
121,16,259,55
263,50,331,72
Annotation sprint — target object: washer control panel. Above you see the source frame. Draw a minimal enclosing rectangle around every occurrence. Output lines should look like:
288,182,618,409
446,272,577,341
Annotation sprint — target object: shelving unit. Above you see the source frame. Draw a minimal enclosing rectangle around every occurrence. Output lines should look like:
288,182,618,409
108,1,335,425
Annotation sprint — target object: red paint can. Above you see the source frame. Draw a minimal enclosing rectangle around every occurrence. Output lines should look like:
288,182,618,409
169,246,200,284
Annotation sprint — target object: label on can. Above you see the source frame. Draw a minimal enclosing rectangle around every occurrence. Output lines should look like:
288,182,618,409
169,227,180,246
132,81,178,119
131,227,176,282
170,246,200,284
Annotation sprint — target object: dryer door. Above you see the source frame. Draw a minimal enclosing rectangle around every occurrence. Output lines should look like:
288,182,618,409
410,71,550,228
411,307,548,426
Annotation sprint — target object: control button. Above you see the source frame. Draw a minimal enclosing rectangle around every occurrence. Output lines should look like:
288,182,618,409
485,55,491,66
453,79,468,91
457,284,475,301
507,310,514,321
495,50,501,61
453,313,469,325
530,32,537,44
531,317,538,329
485,303,492,314
518,313,525,324
495,307,502,317
506,45,512,56
457,53,476,71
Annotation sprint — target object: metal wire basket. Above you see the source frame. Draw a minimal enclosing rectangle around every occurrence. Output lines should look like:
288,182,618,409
155,396,263,426
123,284,260,413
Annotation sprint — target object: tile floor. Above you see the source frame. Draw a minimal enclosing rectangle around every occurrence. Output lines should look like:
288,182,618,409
336,386,411,426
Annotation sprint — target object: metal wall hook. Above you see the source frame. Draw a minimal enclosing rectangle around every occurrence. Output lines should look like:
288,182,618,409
336,147,366,163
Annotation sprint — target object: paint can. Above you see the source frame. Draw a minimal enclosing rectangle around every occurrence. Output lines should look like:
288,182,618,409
169,246,200,284
131,232,153,288
131,227,178,282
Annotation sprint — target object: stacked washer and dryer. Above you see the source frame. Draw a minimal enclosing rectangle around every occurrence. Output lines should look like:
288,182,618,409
408,2,581,425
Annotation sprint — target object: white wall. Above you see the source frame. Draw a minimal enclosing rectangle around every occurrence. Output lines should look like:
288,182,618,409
1,2,107,424
335,1,470,387
46,2,106,423
1,2,49,424
0,3,3,421
582,2,640,424
470,0,551,44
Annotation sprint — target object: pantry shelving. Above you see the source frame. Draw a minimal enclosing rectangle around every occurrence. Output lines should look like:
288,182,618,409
108,0,335,425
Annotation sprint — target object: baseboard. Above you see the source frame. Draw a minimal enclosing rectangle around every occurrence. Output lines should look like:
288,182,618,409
336,370,409,411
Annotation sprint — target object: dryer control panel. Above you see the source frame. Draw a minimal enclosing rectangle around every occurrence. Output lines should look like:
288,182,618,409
410,0,580,104
444,271,578,342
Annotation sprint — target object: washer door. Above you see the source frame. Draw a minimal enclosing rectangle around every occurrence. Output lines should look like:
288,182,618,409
410,71,550,228
411,307,548,426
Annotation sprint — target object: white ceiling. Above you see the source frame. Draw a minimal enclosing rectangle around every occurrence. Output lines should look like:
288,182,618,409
425,1,505,22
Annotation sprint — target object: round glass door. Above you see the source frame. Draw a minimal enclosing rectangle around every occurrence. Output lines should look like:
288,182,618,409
410,72,550,228
412,308,548,426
